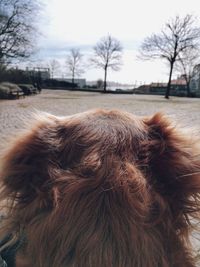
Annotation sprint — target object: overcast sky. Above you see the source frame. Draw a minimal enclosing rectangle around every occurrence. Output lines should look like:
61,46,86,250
36,0,200,84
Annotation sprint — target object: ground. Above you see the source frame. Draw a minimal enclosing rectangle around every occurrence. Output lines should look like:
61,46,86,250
0,89,200,258
0,90,200,147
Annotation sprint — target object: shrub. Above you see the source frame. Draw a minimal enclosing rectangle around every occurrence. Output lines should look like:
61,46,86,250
0,82,23,99
19,84,37,95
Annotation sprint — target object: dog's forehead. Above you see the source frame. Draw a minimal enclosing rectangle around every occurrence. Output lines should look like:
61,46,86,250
56,110,147,138
59,109,143,125
54,110,148,147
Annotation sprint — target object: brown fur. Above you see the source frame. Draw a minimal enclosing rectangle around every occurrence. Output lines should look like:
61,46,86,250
0,109,200,267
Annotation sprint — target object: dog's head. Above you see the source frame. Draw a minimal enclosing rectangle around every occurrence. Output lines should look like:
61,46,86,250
0,109,200,267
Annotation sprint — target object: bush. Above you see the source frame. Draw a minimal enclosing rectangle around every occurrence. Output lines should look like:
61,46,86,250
0,82,23,99
0,84,9,99
19,84,37,95
43,79,77,89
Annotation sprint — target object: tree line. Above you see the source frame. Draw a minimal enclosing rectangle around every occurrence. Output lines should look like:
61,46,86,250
1,0,200,98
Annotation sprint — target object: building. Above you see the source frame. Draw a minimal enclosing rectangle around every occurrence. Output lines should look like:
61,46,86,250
134,79,187,96
190,65,200,97
25,67,51,82
33,68,51,80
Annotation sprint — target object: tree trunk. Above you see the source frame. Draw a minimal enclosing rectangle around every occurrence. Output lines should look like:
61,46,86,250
165,61,174,99
103,66,107,93
72,73,74,85
72,68,75,86
186,81,190,97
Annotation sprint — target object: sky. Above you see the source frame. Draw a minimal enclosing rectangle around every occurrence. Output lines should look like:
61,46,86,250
34,0,200,84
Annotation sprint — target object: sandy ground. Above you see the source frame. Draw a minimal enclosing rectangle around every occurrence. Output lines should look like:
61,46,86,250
0,89,200,259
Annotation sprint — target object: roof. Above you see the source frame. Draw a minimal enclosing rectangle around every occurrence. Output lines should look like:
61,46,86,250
171,79,186,85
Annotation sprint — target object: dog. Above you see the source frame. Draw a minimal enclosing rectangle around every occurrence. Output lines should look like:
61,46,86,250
0,109,200,267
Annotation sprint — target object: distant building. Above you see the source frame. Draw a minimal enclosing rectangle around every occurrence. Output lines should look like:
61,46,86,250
58,78,86,88
33,68,50,80
25,67,51,81
190,65,200,96
134,78,187,96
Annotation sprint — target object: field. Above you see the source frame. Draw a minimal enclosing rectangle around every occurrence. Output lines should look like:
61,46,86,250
0,89,200,257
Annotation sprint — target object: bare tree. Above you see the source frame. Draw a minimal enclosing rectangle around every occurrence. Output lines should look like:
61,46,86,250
66,48,84,85
176,50,200,96
49,59,61,79
0,0,41,63
91,35,123,92
139,15,200,98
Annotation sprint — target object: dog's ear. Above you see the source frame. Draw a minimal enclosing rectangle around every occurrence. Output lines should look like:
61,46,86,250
0,115,61,209
142,113,200,224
